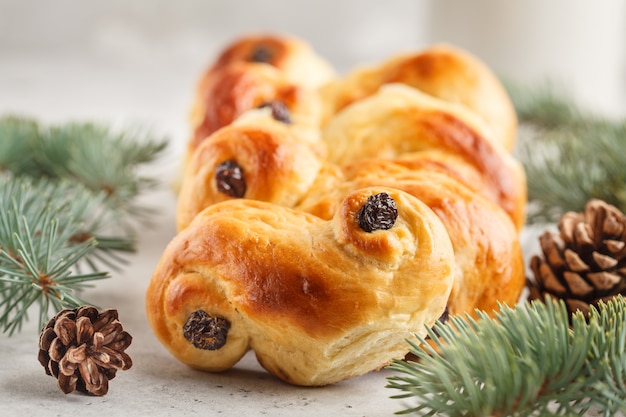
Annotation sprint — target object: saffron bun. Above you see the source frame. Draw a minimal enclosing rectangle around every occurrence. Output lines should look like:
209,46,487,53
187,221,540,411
321,83,526,231
319,43,517,151
147,187,455,386
150,34,528,386
188,62,324,157
174,108,525,319
297,159,525,317
176,110,325,231
189,33,334,153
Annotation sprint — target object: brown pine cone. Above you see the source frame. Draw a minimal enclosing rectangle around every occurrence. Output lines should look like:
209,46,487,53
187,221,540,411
528,199,626,316
38,306,133,396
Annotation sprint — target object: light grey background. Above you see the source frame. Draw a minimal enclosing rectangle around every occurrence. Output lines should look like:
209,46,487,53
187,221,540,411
0,1,624,416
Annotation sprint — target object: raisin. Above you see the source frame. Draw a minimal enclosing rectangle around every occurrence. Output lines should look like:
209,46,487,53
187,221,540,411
249,45,272,63
215,160,246,198
183,310,231,350
258,101,292,124
356,192,398,232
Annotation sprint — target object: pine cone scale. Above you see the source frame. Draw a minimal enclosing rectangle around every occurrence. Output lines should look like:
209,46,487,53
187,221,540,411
58,353,79,376
39,327,56,350
564,249,589,272
605,239,625,254
108,333,132,351
540,233,566,269
99,322,124,344
562,272,593,297
587,271,621,290
91,346,131,370
53,316,77,346
58,373,78,394
48,337,66,362
92,309,118,331
76,316,94,345
571,221,592,247
592,251,618,269
532,258,567,294
79,358,103,389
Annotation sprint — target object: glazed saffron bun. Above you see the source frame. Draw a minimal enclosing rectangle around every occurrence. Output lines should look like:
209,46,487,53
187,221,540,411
188,62,324,156
147,187,455,386
189,33,334,152
174,111,525,319
297,160,525,317
157,34,528,385
322,83,526,231
177,110,326,231
319,43,517,151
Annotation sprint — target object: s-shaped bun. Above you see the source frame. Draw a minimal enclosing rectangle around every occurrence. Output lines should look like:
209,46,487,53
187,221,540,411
147,187,455,386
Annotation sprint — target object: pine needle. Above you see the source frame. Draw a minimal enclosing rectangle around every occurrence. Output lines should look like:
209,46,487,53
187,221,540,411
0,175,113,333
507,83,626,224
0,115,168,227
386,296,626,416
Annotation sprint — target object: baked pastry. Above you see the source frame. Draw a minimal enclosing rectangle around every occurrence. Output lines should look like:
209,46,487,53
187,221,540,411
155,34,528,385
188,62,324,156
319,43,517,151
297,159,525,317
189,33,334,153
146,187,455,386
322,83,526,231
177,109,326,231
175,110,525,318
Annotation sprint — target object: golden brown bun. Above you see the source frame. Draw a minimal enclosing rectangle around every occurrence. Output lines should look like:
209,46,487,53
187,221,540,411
176,111,325,231
147,187,455,386
297,160,525,317
322,84,526,231
189,33,334,149
207,33,335,89
319,44,517,151
175,112,525,318
188,62,324,155
159,35,527,384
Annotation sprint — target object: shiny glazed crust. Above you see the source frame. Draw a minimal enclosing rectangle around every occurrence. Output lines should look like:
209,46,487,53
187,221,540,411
146,188,455,386
176,111,325,231
152,33,529,385
188,62,324,154
189,33,334,152
175,110,525,321
319,43,518,151
297,160,525,316
322,84,526,231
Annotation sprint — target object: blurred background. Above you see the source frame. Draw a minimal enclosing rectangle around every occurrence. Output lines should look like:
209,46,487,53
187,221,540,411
1,0,625,156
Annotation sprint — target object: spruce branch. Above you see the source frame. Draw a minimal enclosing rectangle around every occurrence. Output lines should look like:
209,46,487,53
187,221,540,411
0,175,115,334
386,297,626,416
506,83,626,224
0,115,168,228
0,115,167,335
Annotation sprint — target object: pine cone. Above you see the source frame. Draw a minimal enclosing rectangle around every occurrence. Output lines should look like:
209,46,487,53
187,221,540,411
528,199,626,316
38,306,133,396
